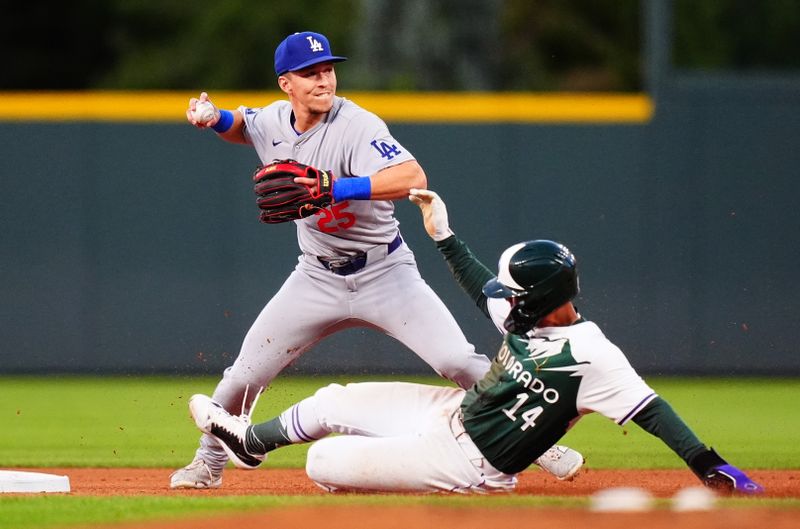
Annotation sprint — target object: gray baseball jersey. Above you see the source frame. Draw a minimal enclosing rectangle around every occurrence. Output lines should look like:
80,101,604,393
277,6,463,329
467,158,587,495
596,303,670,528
240,96,412,254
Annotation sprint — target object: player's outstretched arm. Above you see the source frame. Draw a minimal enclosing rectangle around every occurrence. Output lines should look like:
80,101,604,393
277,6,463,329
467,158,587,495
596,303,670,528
294,160,426,202
631,397,764,495
409,189,495,317
367,160,427,200
186,91,247,144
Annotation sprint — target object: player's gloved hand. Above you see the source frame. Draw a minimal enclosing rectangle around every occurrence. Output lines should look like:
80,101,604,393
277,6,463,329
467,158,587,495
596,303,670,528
253,160,334,223
704,464,764,494
408,188,454,242
688,448,764,495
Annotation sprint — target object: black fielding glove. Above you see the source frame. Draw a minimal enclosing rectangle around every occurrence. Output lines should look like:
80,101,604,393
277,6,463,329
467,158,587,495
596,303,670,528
253,159,333,223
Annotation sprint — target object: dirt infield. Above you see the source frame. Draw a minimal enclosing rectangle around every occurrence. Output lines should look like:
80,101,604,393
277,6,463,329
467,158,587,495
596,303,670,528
24,467,798,498
19,468,800,529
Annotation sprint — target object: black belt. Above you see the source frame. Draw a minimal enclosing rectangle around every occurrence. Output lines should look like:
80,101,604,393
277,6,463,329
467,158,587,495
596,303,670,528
318,233,403,276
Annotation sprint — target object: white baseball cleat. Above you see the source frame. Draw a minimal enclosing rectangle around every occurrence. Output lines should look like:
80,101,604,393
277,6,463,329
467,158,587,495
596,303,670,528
189,394,266,470
169,458,223,489
534,445,584,481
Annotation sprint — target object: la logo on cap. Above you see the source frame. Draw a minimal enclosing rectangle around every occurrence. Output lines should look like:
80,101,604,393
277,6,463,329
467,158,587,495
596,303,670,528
307,35,324,52
273,31,347,75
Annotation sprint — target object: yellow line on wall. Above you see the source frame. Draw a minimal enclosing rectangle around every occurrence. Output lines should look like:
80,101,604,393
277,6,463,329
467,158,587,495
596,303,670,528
355,92,653,123
1,91,653,123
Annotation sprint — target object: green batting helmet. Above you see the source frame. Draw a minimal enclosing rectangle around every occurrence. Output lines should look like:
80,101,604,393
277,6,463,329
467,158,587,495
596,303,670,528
482,240,579,334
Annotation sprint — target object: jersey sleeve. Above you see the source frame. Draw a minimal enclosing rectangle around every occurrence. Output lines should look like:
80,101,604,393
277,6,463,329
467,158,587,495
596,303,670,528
435,235,494,317
435,235,509,334
344,111,415,177
237,105,261,146
576,341,658,424
236,105,259,145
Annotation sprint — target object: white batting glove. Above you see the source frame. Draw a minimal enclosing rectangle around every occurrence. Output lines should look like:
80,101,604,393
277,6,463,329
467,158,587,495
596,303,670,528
408,188,454,242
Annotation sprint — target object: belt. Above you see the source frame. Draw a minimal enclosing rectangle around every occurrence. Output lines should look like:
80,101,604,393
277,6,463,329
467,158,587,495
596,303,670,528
317,233,403,276
449,409,517,490
449,409,487,468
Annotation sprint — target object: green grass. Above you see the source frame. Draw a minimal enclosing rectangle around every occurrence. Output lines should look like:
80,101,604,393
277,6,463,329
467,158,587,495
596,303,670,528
2,375,798,469
0,374,451,468
0,375,798,528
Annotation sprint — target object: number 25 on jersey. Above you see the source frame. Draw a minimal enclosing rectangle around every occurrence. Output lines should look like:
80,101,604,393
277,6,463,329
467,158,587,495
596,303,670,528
317,201,356,233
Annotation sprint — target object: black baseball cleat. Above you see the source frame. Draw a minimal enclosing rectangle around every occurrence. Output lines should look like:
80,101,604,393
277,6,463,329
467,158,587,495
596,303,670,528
189,394,266,469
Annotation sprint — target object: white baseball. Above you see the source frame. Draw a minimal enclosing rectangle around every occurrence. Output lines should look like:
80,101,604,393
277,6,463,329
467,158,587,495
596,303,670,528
193,101,217,124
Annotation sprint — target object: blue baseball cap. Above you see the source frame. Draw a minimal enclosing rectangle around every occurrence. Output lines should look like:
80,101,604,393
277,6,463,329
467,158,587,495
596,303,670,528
274,31,347,76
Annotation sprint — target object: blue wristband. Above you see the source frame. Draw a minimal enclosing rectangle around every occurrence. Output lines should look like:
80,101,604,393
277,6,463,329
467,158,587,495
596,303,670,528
211,109,234,133
332,176,372,201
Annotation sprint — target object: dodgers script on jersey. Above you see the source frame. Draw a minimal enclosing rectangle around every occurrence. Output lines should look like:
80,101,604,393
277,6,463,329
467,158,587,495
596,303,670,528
239,96,414,256
461,320,657,474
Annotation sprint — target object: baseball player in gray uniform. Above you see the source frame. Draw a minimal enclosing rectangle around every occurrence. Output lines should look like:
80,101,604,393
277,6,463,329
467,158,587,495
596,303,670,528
186,189,764,495
173,31,582,488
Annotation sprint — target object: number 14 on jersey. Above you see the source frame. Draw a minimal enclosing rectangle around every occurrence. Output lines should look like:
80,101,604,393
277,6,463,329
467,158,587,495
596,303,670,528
502,393,544,431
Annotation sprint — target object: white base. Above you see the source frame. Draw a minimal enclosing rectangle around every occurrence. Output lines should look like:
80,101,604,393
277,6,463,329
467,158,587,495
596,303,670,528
590,486,653,512
672,486,716,511
0,470,70,493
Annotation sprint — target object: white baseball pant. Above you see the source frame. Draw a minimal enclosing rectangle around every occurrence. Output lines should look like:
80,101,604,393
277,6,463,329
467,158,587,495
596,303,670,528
296,381,516,493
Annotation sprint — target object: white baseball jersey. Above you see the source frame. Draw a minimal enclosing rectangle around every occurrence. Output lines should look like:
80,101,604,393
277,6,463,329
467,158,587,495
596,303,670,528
461,318,657,474
486,299,656,423
250,236,707,493
292,318,656,491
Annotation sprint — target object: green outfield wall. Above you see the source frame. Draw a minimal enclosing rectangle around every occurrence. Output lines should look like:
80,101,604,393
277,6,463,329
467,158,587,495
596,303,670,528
1,84,798,375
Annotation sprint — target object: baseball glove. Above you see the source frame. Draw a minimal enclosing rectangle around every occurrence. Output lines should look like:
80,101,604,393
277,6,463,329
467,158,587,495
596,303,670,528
252,159,334,224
